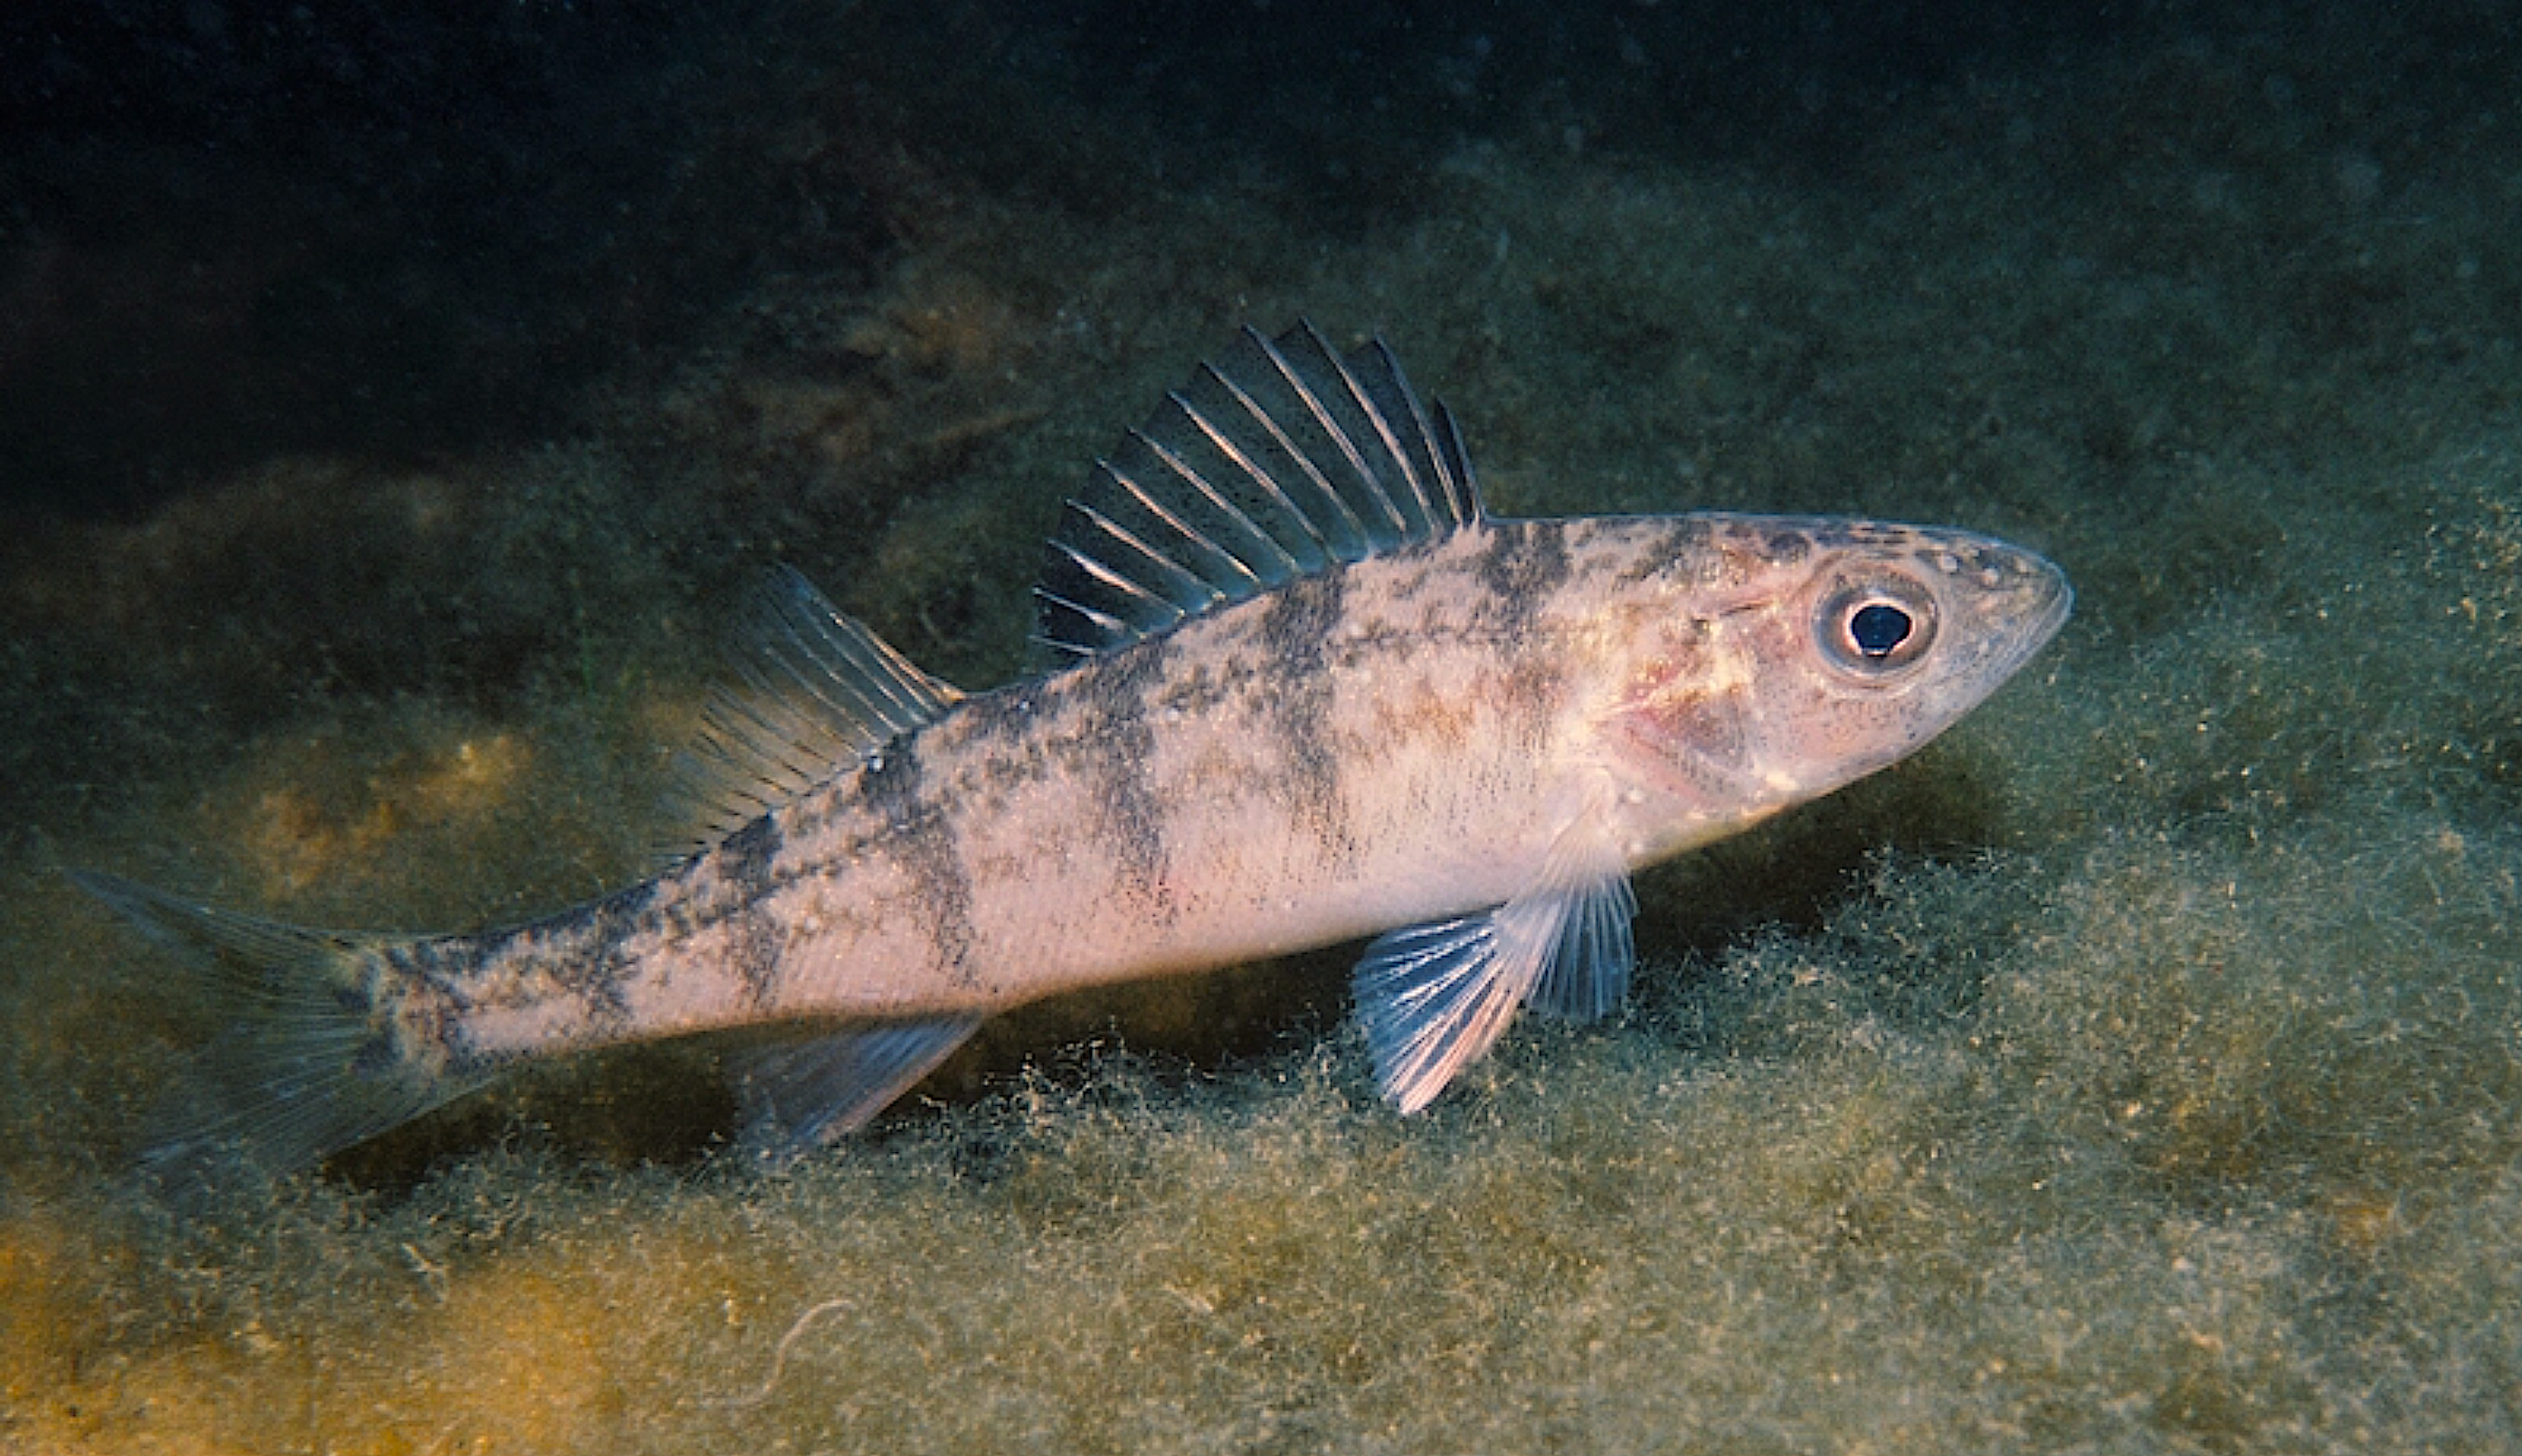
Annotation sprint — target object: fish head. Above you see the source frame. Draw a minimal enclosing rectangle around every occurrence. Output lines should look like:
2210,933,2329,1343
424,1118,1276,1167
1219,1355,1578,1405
1594,514,2072,860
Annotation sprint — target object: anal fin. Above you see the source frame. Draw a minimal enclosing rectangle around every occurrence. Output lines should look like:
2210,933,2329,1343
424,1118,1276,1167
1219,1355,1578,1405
726,1016,981,1162
1351,808,1637,1113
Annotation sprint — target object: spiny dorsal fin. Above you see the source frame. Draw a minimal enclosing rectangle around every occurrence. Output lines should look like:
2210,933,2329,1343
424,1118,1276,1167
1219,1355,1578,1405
1030,322,1484,665
668,565,962,856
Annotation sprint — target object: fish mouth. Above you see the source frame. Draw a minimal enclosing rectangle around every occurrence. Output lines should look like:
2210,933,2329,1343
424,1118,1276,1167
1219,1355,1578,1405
2024,555,2074,647
1917,536,2072,701
1982,551,2073,686
2031,554,2075,643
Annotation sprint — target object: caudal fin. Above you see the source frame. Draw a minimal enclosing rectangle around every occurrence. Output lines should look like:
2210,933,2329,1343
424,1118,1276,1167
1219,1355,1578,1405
69,870,485,1185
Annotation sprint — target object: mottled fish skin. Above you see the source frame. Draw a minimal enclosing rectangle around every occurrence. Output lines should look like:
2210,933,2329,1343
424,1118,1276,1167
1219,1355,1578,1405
353,514,2067,1067
78,325,2070,1173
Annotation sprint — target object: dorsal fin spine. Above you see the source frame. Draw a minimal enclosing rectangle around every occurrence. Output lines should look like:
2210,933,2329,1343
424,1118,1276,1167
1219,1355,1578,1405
1102,457,1266,592
1202,362,1375,556
1362,339,1465,531
1432,400,1481,523
1030,586,1131,654
1167,388,1334,559
1026,324,1489,667
1132,427,1306,582
1065,499,1216,613
1049,536,1176,619
1271,323,1432,540
1324,338,1440,534
1251,328,1414,543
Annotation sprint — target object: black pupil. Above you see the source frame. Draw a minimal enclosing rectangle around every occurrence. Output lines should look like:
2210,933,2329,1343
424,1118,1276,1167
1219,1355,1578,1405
1849,602,1911,658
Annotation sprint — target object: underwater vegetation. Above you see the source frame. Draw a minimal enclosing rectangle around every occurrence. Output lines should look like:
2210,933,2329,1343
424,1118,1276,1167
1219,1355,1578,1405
4,2,2520,1451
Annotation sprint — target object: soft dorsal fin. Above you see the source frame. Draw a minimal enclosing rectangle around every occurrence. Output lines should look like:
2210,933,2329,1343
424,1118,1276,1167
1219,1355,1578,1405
668,565,962,855
1030,322,1484,665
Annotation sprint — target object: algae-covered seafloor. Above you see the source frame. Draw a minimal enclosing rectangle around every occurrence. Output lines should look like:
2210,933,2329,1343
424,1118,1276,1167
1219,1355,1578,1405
5,3,2520,1451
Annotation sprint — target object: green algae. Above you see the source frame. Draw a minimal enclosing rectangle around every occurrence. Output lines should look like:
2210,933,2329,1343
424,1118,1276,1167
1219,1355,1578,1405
6,10,2522,1454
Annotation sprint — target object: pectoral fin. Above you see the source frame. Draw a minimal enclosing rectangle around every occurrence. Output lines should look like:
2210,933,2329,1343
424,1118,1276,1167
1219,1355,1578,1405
1351,817,1637,1114
1522,870,1638,1024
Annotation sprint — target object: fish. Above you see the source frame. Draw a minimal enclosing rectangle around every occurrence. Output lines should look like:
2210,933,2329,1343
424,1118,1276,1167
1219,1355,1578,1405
75,321,2071,1178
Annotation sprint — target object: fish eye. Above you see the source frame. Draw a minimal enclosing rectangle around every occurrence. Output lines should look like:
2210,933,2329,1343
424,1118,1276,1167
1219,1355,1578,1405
1816,576,1938,676
1850,602,1910,655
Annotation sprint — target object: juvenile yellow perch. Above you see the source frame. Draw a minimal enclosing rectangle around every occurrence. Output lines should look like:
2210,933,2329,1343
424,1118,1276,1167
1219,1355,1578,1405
81,323,2070,1175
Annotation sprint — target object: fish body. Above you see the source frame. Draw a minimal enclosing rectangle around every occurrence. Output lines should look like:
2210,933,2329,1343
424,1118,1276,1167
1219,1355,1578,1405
80,324,2071,1173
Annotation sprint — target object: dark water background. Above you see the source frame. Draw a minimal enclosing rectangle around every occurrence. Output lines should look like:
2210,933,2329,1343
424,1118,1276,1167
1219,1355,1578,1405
4,3,2517,1449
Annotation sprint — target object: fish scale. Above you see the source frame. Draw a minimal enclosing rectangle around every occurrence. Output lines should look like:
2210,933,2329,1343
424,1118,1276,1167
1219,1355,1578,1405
75,321,2071,1178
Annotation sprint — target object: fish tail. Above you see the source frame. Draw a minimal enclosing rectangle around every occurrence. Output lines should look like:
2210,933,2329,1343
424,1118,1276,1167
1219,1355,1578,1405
70,869,483,1184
